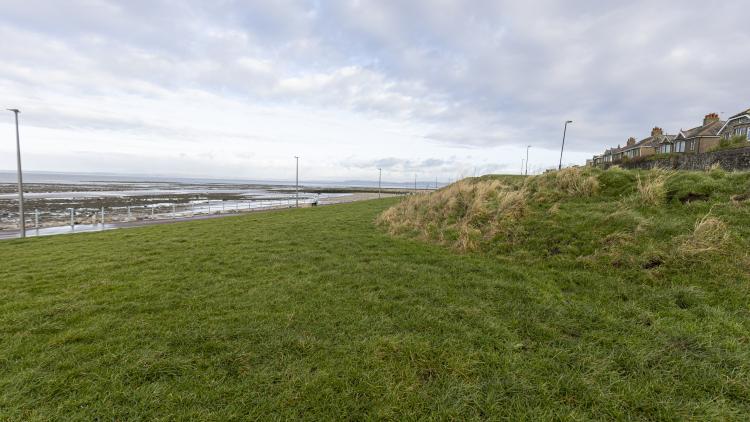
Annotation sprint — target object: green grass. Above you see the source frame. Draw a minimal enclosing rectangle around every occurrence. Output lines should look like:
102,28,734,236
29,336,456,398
1,183,750,419
710,135,750,152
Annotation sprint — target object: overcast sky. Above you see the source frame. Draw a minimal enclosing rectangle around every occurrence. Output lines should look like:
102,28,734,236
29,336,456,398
1,1,748,182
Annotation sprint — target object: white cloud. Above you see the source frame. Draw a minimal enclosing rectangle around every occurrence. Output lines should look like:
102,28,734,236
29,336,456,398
1,0,749,181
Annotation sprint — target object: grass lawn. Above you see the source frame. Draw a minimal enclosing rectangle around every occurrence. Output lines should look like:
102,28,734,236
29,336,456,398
1,196,749,419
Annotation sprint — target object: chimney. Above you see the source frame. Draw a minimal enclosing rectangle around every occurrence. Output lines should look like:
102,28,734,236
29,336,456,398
703,113,720,126
626,137,636,146
650,127,663,137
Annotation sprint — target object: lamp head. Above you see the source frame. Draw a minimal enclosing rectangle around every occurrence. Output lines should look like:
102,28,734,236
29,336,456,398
7,109,20,113
566,120,573,124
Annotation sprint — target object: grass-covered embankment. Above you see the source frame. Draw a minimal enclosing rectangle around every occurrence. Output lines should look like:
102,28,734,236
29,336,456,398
1,168,750,419
379,167,750,272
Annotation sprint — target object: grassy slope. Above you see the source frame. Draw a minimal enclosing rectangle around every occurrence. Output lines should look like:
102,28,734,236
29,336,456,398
1,192,749,419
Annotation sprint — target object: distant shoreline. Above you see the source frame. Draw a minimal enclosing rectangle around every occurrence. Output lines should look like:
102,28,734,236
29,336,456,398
0,170,442,190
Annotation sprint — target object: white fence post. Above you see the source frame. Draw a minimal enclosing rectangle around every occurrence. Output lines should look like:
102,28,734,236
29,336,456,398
101,207,105,227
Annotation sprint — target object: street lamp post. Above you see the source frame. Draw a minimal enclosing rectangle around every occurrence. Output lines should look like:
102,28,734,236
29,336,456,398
559,120,573,171
414,174,417,193
378,168,382,198
294,156,299,208
8,109,24,238
525,145,531,176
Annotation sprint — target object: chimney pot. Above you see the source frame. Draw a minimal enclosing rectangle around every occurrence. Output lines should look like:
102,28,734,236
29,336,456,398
704,113,720,126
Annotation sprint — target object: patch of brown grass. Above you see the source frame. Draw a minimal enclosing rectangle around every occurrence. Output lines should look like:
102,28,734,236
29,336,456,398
376,179,528,251
529,167,600,199
677,214,731,256
635,170,673,206
555,167,600,197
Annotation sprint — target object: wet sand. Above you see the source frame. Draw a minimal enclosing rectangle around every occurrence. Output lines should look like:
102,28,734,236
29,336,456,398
0,182,404,238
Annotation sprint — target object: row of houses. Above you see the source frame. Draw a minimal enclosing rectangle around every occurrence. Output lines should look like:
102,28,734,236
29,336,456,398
589,107,750,166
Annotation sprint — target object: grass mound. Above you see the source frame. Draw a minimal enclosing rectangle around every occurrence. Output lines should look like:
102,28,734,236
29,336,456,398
377,167,750,274
377,179,527,250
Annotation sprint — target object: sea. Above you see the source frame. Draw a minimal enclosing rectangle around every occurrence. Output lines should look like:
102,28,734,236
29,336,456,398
0,170,430,189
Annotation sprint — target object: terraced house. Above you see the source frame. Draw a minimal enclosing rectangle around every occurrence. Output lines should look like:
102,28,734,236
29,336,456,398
668,113,725,154
590,107,749,167
625,127,674,159
718,108,750,141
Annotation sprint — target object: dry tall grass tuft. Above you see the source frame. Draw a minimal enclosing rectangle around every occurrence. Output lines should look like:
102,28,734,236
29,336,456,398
376,178,528,251
678,214,731,256
530,167,600,199
635,170,672,206
555,167,600,197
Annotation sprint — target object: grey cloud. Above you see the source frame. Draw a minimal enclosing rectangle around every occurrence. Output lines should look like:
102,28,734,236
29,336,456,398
2,0,749,164
343,157,465,173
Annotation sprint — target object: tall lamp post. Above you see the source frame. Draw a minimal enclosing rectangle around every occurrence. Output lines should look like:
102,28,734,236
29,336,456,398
294,156,299,208
525,145,531,176
378,168,382,198
8,109,24,238
559,120,573,171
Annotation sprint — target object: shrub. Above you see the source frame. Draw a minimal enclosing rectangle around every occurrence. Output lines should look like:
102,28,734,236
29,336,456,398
711,135,749,152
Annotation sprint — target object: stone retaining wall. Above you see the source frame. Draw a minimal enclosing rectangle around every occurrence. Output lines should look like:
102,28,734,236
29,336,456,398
610,146,750,171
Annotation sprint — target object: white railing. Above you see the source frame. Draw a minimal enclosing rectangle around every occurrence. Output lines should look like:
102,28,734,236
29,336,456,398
2,196,319,237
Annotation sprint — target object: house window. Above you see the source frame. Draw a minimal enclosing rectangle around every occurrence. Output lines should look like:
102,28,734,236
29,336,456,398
675,141,685,153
